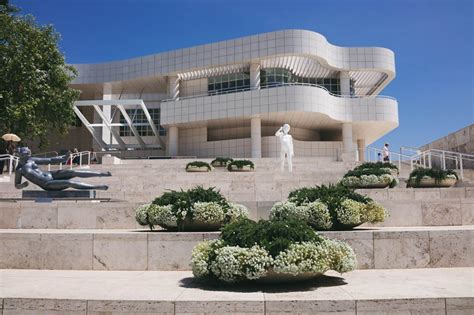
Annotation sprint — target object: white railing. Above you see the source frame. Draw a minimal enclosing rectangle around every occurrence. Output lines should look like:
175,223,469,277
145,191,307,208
409,149,474,180
47,151,91,171
0,154,19,176
366,147,413,170
161,82,397,103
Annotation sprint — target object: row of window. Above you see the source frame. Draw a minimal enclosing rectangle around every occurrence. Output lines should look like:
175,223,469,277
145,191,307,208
207,68,351,96
119,108,166,137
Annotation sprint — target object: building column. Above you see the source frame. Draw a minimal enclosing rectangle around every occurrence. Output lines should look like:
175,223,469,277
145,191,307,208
102,83,112,145
250,62,260,90
168,126,179,156
339,71,351,96
357,139,366,162
251,117,262,158
342,123,355,161
167,75,180,100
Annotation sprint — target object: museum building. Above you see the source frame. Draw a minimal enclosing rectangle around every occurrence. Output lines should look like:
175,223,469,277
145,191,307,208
70,29,398,160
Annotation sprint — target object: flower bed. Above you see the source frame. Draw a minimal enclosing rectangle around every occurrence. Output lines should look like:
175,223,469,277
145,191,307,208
407,168,458,188
135,186,249,231
211,157,233,167
191,218,356,283
185,161,212,172
340,162,399,189
270,184,387,230
227,160,255,172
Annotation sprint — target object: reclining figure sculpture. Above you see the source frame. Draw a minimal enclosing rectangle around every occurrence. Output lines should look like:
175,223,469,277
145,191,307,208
15,147,111,191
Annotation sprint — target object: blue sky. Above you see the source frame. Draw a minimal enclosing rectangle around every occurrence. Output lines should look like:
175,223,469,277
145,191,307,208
14,0,473,151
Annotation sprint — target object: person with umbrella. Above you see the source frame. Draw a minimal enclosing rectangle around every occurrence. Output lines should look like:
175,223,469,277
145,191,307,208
2,133,21,173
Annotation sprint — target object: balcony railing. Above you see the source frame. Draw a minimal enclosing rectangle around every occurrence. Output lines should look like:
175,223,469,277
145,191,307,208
161,82,397,103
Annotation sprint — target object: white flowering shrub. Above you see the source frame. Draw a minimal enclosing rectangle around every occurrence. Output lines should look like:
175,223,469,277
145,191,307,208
148,204,178,228
270,201,309,221
272,241,332,275
327,239,357,273
341,174,395,188
135,204,150,226
209,245,273,282
336,199,364,225
361,201,387,223
192,202,225,224
305,201,333,230
191,239,224,277
226,203,250,222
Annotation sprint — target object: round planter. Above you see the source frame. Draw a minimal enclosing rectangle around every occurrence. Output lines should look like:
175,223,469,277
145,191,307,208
408,177,456,188
186,166,210,172
228,165,254,172
256,268,323,284
159,217,222,232
348,182,390,189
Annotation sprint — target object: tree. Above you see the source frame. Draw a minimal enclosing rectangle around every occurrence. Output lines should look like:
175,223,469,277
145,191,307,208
0,1,80,147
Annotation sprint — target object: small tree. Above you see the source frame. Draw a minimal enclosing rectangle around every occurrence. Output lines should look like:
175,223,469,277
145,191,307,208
0,1,80,147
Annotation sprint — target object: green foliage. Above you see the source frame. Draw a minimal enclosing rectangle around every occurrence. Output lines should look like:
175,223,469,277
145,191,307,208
220,218,322,257
354,161,398,171
211,157,233,167
186,161,211,171
408,168,458,186
227,159,255,171
0,6,80,147
286,184,375,229
344,168,391,178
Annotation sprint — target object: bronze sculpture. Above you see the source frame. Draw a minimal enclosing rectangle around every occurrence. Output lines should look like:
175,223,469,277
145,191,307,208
15,147,111,191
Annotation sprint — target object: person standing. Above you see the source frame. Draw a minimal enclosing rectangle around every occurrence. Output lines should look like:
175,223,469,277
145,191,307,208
382,143,390,162
0,141,6,174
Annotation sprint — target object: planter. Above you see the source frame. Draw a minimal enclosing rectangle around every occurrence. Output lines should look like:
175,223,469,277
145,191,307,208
256,268,323,284
347,182,390,189
228,165,253,172
211,162,227,167
408,177,456,188
186,166,210,172
160,217,222,231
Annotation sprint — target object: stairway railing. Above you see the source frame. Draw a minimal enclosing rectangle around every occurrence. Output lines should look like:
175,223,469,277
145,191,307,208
409,149,474,180
366,147,413,170
0,154,19,176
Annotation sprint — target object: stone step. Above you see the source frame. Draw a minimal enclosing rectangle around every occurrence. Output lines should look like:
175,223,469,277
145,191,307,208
0,268,471,314
0,226,472,271
1,188,473,229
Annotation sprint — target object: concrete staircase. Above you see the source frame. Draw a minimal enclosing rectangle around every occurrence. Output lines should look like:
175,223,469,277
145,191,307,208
0,157,472,314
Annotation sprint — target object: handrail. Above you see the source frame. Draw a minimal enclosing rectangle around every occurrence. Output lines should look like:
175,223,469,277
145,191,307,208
161,82,397,103
0,154,19,176
366,146,413,170
32,151,59,158
46,151,91,171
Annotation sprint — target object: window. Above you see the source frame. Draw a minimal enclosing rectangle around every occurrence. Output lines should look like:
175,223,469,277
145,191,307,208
208,71,250,95
260,68,341,95
119,108,166,137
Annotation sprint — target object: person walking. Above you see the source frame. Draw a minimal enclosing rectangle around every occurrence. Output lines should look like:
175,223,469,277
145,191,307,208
382,143,390,162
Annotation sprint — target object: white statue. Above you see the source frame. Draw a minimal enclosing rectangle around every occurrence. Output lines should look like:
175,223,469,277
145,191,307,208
275,124,294,172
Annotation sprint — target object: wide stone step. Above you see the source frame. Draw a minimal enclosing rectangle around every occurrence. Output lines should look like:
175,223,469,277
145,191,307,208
1,188,472,229
0,268,471,314
0,226,472,271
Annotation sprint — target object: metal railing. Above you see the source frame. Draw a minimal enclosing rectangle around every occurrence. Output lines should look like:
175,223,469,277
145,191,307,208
409,149,474,180
161,82,397,103
46,151,92,171
0,154,19,176
366,147,413,170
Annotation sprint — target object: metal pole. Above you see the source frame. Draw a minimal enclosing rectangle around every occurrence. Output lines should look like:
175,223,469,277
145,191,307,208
442,151,446,170
79,153,83,168
8,157,13,175
459,153,464,180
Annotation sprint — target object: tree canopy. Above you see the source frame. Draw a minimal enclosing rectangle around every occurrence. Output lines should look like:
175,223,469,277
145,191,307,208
0,1,80,147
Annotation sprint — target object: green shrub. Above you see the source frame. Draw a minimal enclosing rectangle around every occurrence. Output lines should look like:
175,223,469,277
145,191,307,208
211,157,233,167
191,218,357,283
354,161,398,171
220,218,321,258
408,168,458,187
186,161,211,171
282,184,386,229
136,186,248,231
227,159,255,171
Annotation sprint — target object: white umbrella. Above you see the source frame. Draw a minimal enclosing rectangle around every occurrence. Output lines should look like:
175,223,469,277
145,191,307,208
2,133,21,142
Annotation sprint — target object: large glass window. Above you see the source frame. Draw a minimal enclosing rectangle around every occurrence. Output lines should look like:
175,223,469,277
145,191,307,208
119,108,166,137
260,68,341,95
208,71,250,95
